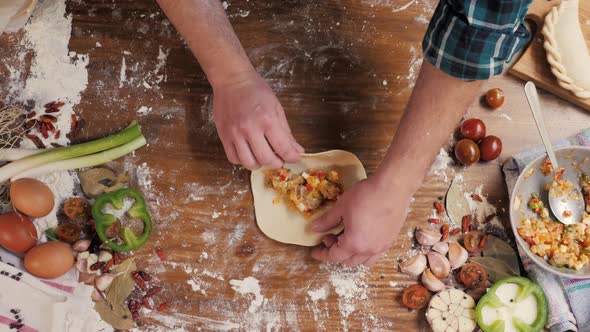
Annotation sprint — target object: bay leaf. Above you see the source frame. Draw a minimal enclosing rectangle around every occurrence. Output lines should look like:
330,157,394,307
469,256,518,283
445,179,471,225
482,235,521,275
94,258,137,329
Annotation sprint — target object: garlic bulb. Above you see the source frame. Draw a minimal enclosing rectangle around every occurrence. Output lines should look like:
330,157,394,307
415,228,441,246
75,258,88,273
428,251,451,280
432,242,449,255
399,253,427,276
448,242,468,270
421,269,446,292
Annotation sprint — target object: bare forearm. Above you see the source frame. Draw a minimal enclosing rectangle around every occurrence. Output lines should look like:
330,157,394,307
157,0,254,88
373,61,482,195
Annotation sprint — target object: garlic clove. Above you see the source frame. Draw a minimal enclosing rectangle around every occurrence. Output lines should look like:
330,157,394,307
91,288,105,302
448,242,469,270
432,242,449,255
76,251,90,261
415,228,441,246
75,258,88,273
95,273,115,291
399,253,427,276
427,251,451,280
72,239,91,252
421,269,446,292
98,251,113,263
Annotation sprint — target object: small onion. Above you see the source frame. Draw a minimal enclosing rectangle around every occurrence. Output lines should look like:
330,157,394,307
415,228,441,246
427,251,451,280
399,253,427,276
421,269,446,292
75,258,88,273
76,251,90,260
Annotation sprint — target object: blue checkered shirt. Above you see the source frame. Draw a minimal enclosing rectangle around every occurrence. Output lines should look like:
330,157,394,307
423,0,533,80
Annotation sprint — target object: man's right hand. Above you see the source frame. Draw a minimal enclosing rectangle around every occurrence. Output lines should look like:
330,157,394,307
213,70,304,170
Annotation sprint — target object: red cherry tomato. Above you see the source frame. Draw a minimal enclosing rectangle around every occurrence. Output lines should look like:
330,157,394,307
402,284,431,310
460,119,486,141
454,139,480,166
463,230,486,254
479,135,502,161
459,263,488,289
486,88,505,109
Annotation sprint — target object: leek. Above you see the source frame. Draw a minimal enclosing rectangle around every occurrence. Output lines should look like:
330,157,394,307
12,136,147,180
0,122,142,183
0,148,41,161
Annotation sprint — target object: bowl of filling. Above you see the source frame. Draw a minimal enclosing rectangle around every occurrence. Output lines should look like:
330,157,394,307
510,146,590,278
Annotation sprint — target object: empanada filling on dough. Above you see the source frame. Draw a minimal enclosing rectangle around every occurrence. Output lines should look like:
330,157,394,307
251,150,367,246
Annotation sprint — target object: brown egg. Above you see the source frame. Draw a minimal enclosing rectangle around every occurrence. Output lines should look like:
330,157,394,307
10,178,55,218
24,241,74,279
0,212,38,253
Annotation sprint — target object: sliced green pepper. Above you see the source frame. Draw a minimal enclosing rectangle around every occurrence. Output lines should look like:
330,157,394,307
476,277,547,332
92,188,152,252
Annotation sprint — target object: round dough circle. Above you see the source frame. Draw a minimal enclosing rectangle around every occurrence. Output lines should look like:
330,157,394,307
251,150,367,246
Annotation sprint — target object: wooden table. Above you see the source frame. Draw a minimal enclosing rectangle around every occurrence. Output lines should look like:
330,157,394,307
1,0,590,331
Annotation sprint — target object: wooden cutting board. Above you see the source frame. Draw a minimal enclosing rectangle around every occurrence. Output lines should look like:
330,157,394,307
510,0,590,111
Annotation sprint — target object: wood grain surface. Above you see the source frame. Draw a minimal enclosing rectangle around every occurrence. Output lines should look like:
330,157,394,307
510,0,590,111
1,0,590,331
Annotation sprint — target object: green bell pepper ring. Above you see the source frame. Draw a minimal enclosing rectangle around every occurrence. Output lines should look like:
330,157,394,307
476,276,548,332
92,188,152,252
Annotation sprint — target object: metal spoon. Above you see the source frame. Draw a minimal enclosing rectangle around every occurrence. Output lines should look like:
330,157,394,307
524,82,584,225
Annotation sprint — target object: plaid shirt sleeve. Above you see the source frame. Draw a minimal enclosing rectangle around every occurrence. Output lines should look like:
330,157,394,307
422,0,533,80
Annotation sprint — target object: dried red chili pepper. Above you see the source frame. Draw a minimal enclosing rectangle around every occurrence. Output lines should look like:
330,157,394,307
157,302,168,311
433,201,445,214
450,228,461,236
45,107,60,113
156,247,165,261
138,271,152,282
101,258,114,273
50,143,63,148
46,122,55,132
26,111,36,119
44,101,56,108
89,262,105,272
145,286,161,297
26,135,45,148
461,215,472,233
142,296,153,310
24,120,36,131
41,123,48,138
40,114,57,123
428,218,442,224
54,130,61,139
471,194,483,202
479,235,488,250
132,271,147,291
440,224,450,241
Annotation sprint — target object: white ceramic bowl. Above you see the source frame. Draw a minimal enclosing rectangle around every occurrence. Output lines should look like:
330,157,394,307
509,146,590,278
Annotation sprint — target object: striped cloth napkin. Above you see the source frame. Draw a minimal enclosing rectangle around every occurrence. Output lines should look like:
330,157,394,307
503,129,590,332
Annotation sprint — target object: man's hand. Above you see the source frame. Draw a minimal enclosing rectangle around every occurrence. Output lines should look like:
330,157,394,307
213,71,304,170
310,177,411,267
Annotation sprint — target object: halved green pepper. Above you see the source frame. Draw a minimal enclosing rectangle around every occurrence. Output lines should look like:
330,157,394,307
93,188,152,252
476,276,547,332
